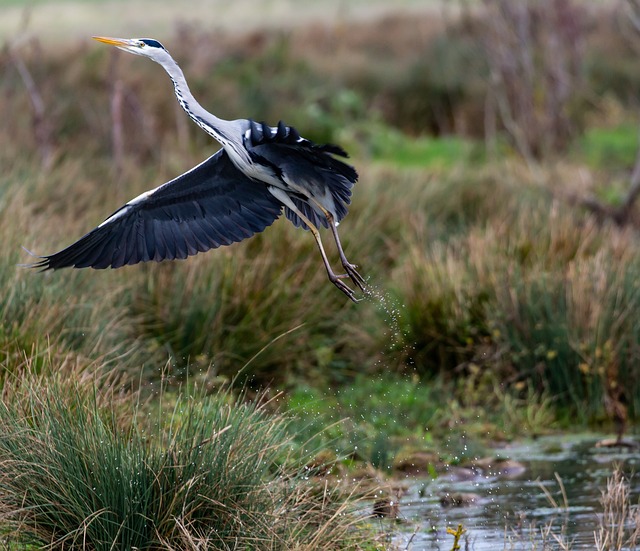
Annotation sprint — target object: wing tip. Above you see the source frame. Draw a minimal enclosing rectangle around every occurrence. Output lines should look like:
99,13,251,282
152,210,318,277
18,246,53,272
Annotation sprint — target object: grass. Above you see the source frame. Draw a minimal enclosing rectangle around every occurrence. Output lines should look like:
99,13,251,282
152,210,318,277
385,167,640,422
374,132,481,169
2,10,640,549
5,104,640,420
595,467,640,551
284,373,556,473
0,367,369,550
285,376,445,470
4,126,640,423
576,124,639,172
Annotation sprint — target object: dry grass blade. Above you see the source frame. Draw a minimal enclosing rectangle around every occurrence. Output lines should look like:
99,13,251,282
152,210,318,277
537,478,558,509
233,322,306,383
595,466,640,551
555,472,569,510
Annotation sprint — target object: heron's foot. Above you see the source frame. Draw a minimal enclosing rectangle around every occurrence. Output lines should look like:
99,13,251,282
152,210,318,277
328,273,361,303
343,262,370,295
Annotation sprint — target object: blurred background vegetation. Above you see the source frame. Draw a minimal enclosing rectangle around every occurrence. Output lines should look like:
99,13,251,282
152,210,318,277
2,0,640,546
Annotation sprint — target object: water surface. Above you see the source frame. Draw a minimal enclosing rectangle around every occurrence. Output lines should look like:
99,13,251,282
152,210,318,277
392,435,640,550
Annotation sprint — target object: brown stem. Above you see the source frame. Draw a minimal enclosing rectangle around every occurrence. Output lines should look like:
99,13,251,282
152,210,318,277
10,48,54,169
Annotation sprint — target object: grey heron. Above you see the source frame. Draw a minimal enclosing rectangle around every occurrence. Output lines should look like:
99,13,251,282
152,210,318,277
27,36,367,302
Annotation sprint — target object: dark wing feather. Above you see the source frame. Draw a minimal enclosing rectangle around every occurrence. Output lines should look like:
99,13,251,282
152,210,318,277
245,120,357,229
26,150,283,271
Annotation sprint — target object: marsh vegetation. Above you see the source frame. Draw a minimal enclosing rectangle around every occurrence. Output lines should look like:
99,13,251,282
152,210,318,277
1,0,640,548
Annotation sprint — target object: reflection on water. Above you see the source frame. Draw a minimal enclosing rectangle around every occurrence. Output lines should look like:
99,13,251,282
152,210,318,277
393,435,640,550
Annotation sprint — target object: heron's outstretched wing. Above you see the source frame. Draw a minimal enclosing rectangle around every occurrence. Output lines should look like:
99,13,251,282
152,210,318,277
27,150,283,270
245,120,358,229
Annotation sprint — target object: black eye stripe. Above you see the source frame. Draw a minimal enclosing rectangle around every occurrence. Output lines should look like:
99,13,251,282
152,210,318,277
140,39,165,50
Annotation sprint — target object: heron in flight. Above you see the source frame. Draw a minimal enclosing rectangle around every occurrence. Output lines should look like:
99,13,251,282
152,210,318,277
28,36,367,302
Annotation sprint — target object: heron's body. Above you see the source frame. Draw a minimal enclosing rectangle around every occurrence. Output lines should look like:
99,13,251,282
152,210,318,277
27,37,367,301
143,41,350,227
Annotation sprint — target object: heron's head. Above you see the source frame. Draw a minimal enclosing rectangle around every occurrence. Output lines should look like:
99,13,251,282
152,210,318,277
93,36,170,62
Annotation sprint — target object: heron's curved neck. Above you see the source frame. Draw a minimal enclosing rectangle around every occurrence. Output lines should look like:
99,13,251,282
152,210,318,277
159,55,235,145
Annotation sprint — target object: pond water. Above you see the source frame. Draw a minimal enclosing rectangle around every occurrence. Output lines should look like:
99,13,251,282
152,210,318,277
390,435,640,550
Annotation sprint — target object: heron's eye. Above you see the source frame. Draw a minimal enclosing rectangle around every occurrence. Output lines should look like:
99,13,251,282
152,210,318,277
138,42,146,48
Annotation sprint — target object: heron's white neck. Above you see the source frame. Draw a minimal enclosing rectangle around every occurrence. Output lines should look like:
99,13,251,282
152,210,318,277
158,55,237,147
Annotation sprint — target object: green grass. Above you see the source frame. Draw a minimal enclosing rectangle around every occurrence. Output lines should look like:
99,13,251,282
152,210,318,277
286,376,443,470
0,371,367,550
368,127,481,168
575,124,639,171
284,373,556,472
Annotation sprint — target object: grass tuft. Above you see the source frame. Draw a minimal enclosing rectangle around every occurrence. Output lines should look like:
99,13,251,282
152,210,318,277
0,371,365,550
594,466,640,551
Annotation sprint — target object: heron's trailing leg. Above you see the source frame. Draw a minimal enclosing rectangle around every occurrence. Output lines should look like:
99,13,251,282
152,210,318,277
310,201,369,295
311,228,360,303
328,219,368,294
268,187,360,302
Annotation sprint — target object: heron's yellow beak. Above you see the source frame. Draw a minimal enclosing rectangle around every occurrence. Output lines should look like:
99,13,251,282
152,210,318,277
92,36,129,47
